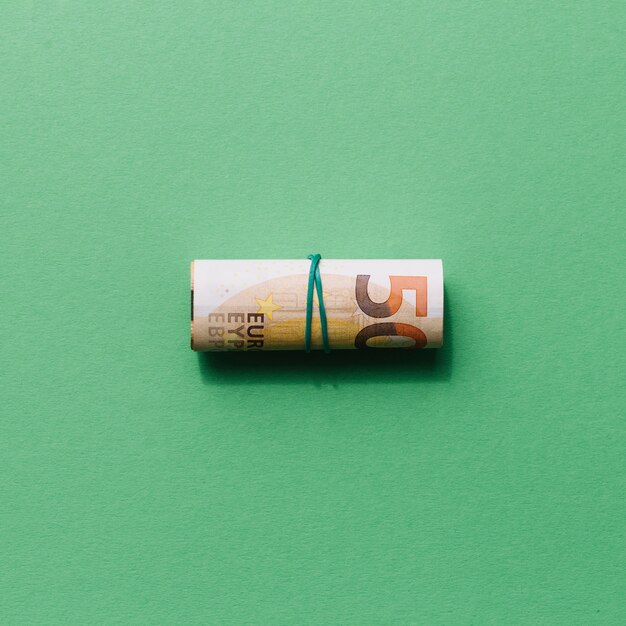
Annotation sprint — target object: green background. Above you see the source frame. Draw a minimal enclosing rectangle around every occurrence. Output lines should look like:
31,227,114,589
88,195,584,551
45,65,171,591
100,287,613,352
2,1,625,623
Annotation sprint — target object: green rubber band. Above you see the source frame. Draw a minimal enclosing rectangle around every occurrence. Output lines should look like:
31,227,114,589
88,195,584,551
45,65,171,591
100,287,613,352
305,253,330,353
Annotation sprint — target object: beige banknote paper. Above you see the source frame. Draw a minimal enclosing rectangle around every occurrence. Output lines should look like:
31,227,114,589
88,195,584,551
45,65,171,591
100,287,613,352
191,259,443,351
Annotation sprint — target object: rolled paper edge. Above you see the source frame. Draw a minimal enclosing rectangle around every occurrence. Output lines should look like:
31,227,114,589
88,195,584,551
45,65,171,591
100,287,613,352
190,261,195,350
439,259,444,349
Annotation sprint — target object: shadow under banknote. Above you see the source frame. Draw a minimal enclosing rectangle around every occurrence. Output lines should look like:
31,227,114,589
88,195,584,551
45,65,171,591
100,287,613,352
197,290,453,387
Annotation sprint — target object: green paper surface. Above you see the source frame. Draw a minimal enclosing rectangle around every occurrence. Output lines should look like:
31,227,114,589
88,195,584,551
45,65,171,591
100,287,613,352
2,2,625,623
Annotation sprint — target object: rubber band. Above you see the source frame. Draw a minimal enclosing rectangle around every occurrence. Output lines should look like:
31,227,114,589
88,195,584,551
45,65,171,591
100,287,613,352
305,254,330,353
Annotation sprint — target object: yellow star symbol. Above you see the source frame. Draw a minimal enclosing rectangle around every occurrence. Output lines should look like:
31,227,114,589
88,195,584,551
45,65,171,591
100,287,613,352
255,293,282,321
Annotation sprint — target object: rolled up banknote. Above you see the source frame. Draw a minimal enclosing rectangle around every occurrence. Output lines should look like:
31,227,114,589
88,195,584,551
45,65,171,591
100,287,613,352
191,259,443,351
